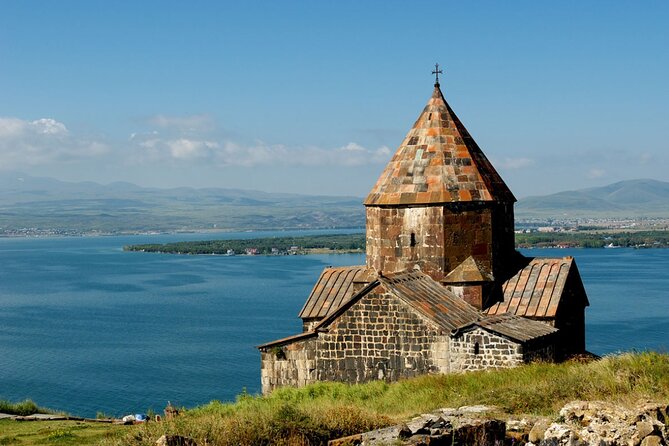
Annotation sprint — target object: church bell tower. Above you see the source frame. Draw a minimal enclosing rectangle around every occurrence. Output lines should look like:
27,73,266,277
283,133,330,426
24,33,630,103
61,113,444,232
364,71,517,294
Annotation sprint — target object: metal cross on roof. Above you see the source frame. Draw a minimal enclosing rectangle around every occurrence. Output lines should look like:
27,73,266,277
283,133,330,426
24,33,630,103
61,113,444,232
432,63,443,86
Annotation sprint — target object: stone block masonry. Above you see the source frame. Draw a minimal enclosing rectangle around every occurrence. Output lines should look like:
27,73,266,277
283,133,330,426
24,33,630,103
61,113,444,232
450,327,554,372
260,338,318,392
316,291,450,384
261,291,451,393
260,289,553,394
366,202,515,283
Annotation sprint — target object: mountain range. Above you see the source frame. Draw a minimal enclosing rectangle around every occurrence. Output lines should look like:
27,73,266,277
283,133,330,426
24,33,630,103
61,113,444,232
0,172,363,233
515,179,669,218
1,172,668,233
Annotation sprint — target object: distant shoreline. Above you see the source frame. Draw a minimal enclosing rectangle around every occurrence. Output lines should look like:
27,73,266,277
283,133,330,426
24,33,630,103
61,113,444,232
123,233,367,256
122,229,669,256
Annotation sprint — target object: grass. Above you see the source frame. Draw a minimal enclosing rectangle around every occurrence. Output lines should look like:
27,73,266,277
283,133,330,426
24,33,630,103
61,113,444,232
97,352,669,446
2,352,666,445
0,420,128,446
0,400,48,417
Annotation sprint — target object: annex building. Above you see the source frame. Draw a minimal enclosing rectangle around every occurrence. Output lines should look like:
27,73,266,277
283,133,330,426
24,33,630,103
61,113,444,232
258,76,589,394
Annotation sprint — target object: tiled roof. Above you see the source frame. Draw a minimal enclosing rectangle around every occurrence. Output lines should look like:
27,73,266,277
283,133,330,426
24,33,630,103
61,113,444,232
298,266,369,319
486,257,577,318
364,84,515,206
257,331,318,350
379,270,480,332
443,256,494,283
472,313,557,342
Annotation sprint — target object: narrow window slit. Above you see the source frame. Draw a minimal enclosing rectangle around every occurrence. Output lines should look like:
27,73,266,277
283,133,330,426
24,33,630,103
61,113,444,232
410,233,416,247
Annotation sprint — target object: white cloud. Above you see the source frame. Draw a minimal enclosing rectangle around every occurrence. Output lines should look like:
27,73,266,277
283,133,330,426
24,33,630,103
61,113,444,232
33,118,68,135
130,129,391,167
0,117,107,169
168,139,219,159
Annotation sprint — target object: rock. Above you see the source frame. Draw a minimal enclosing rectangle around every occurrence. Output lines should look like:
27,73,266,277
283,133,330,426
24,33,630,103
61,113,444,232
506,430,526,443
406,414,437,433
456,405,497,414
633,420,657,445
398,424,412,439
528,419,551,444
542,422,575,444
452,419,505,445
640,435,664,446
329,407,504,445
330,401,669,446
155,435,197,446
507,418,532,432
640,403,669,424
550,400,669,446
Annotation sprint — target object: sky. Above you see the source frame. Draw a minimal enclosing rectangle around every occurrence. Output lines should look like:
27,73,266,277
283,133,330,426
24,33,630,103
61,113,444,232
0,1,667,198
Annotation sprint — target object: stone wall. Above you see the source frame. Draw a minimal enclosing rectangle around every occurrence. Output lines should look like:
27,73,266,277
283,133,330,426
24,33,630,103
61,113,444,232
260,337,318,393
366,206,446,280
316,290,450,383
261,291,554,393
522,339,555,363
449,327,555,372
366,202,515,283
449,327,524,372
261,291,451,393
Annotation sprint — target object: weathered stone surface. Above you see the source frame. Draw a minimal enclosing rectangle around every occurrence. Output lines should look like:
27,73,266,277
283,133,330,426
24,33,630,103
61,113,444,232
540,401,669,446
641,435,664,446
329,406,504,446
529,418,551,444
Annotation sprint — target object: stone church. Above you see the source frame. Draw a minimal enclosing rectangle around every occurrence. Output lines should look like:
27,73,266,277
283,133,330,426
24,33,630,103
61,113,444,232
258,76,589,394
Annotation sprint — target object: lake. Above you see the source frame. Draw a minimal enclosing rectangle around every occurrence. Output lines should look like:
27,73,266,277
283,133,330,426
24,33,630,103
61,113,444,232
0,232,667,417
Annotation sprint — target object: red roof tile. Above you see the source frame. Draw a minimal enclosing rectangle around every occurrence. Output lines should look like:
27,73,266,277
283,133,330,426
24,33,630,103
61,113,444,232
365,84,515,206
298,266,368,319
379,270,480,332
471,313,557,342
486,257,578,318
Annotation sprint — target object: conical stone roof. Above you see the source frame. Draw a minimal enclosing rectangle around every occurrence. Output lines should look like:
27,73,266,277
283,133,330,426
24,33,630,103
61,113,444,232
364,83,516,206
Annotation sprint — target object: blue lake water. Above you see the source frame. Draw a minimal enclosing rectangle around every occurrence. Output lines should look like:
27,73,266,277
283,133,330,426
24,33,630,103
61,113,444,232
0,232,667,417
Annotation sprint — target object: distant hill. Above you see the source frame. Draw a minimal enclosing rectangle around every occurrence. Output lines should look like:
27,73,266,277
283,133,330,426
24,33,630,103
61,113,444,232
0,172,364,233
2,173,668,233
516,179,669,218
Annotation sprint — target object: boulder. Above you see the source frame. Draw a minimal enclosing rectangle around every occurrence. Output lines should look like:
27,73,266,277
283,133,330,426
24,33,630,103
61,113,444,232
528,419,551,444
640,435,664,446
